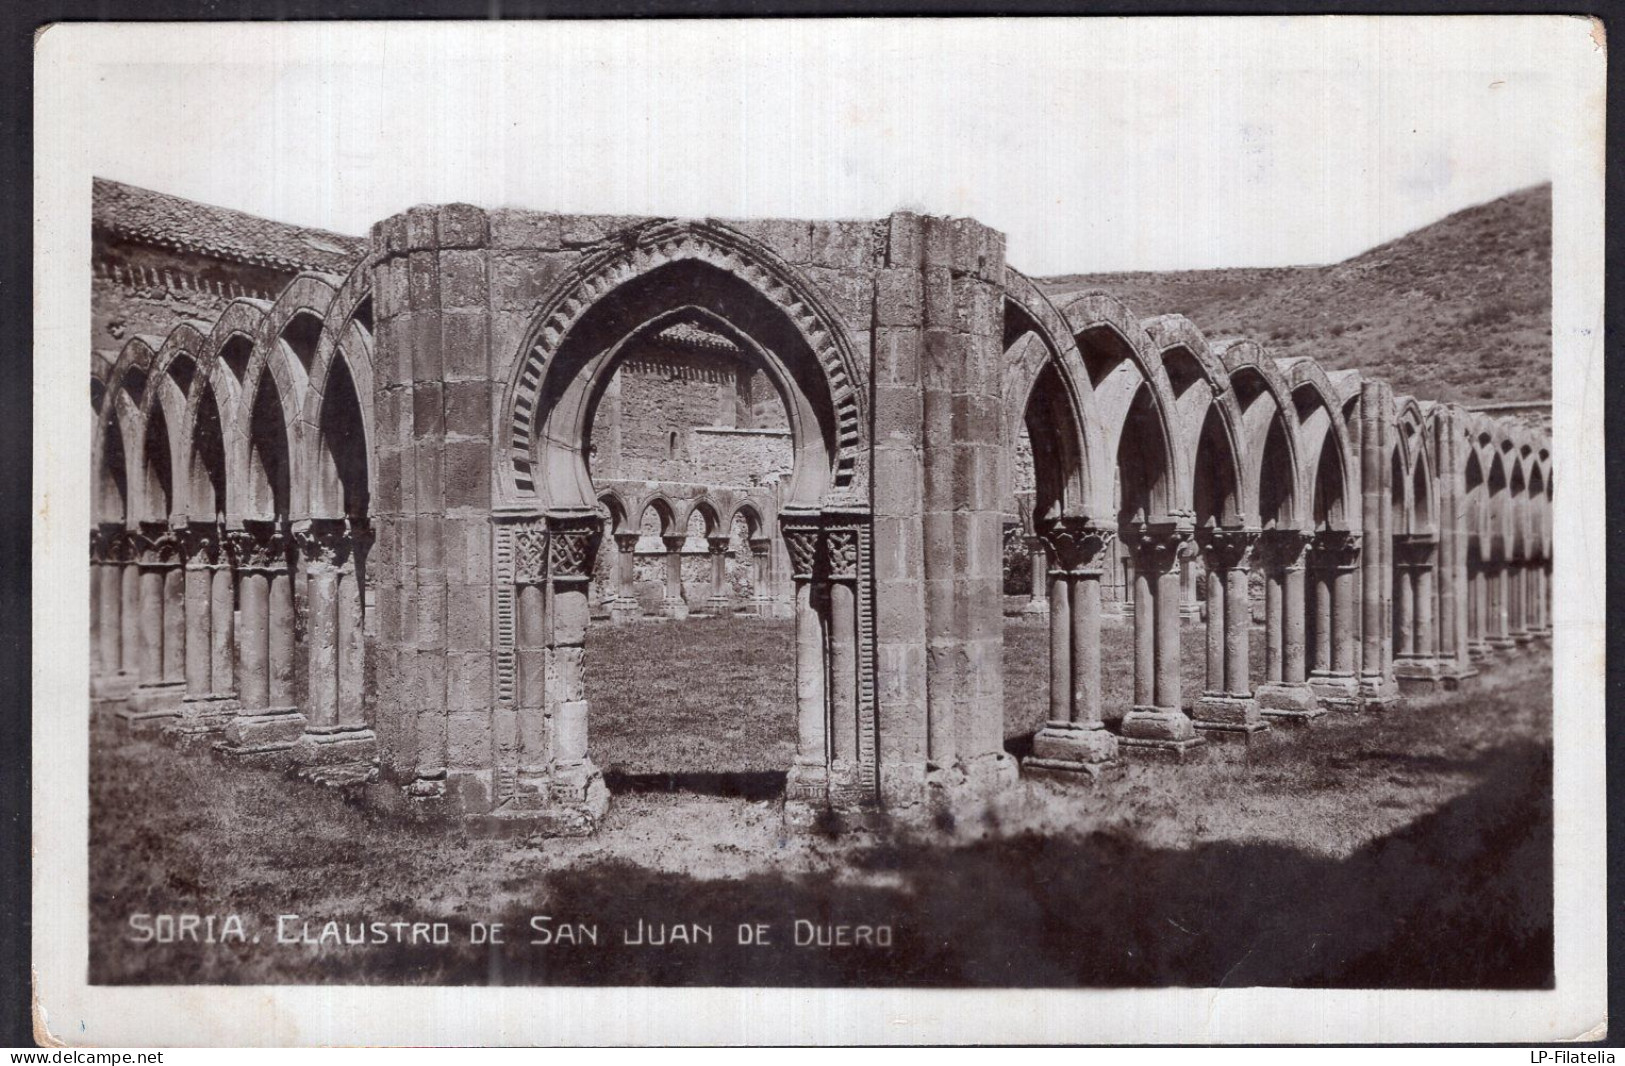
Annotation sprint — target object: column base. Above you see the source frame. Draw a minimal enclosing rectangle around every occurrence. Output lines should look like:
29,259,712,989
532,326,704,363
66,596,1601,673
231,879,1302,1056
784,759,835,830
1119,706,1206,760
292,726,380,786
91,671,136,702
1025,722,1121,781
1395,658,1453,694
1190,693,1268,740
120,681,186,729
1256,681,1325,724
480,760,610,837
1020,596,1050,617
1511,631,1534,646
1309,671,1362,711
1487,636,1517,651
215,706,306,762
705,597,733,618
661,599,690,621
609,599,643,624
163,695,241,745
1468,640,1492,660
1356,674,1402,710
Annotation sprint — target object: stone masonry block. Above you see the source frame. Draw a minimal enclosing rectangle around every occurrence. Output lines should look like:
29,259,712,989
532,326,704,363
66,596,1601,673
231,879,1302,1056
414,516,444,571
876,328,921,387
872,515,922,583
489,251,576,313
446,585,492,652
443,439,492,510
413,446,445,511
439,250,488,310
375,259,410,321
442,311,490,382
380,213,410,257
444,380,492,440
408,252,440,311
446,710,492,772
447,652,494,712
413,579,448,650
405,206,440,252
407,311,444,383
873,388,923,446
488,209,563,251
412,382,446,439
875,268,923,328
887,212,922,268
872,446,923,516
877,581,928,640
729,218,810,264
437,204,489,250
807,221,876,272
552,590,590,647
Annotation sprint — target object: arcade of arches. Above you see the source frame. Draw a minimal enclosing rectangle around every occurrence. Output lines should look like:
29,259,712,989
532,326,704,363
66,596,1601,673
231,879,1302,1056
90,199,1553,833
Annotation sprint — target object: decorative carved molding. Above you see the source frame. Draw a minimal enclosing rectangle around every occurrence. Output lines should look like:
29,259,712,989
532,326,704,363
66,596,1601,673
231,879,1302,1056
780,518,822,581
1123,524,1190,576
135,526,182,568
824,527,859,582
1259,528,1314,571
1310,528,1363,569
1195,526,1261,571
1038,517,1115,576
547,517,600,582
296,519,353,570
504,221,867,506
226,525,291,571
512,525,548,585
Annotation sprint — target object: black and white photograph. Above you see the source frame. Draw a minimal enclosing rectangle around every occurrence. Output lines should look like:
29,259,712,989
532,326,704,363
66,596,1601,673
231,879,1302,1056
30,16,1606,1045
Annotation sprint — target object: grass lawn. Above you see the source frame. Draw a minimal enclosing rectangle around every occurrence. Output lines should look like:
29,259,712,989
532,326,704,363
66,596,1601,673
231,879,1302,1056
89,615,1551,988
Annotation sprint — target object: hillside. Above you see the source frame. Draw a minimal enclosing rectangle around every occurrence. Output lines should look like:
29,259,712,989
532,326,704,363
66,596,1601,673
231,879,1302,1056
1039,185,1551,406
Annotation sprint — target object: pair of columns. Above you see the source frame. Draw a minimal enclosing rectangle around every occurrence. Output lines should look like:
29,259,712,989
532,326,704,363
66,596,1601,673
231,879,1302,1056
1306,530,1363,709
780,513,867,818
1468,558,1523,655
606,532,776,622
1391,534,1452,692
90,527,139,702
115,526,187,728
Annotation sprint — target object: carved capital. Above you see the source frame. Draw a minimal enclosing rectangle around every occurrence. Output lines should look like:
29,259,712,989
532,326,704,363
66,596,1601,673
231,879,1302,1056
511,525,548,585
781,520,821,581
546,515,601,582
1259,528,1314,571
1038,517,1115,575
227,524,290,571
660,534,687,554
1124,523,1191,576
1310,529,1362,569
706,535,731,557
747,537,772,558
612,532,641,554
824,526,859,582
135,525,182,569
1392,532,1438,565
179,523,224,567
295,519,352,570
1195,527,1260,572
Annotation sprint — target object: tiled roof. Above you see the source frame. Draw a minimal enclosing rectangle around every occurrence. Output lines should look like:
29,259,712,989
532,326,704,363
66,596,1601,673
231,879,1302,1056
92,178,370,275
654,320,740,354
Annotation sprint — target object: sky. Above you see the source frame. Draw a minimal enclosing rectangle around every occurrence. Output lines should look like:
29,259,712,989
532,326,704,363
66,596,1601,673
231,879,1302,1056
55,18,1557,275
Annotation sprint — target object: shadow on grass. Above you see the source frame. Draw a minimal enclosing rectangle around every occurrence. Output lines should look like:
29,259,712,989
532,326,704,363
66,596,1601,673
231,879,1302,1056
603,769,787,801
101,735,1552,989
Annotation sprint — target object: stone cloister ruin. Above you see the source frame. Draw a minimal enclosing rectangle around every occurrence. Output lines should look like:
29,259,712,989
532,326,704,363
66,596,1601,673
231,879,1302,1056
90,184,1554,833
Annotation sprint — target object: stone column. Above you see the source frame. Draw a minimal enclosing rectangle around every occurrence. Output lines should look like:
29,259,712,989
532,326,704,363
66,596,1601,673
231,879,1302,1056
781,515,828,810
120,557,141,696
706,535,732,617
168,525,237,739
292,520,379,779
1467,559,1488,658
91,528,135,701
1256,529,1321,721
220,525,305,758
1393,535,1446,692
1179,544,1203,621
1028,519,1119,778
122,529,185,728
748,537,772,616
210,549,236,704
1021,535,1050,616
1487,561,1514,649
1307,530,1362,710
1191,527,1266,739
511,526,550,802
1433,407,1476,687
824,525,863,804
611,532,641,623
1119,524,1203,759
1509,561,1532,644
661,534,689,620
542,515,610,829
1357,382,1400,707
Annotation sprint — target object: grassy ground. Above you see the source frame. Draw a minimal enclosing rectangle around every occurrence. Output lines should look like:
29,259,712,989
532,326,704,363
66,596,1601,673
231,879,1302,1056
89,615,1551,988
